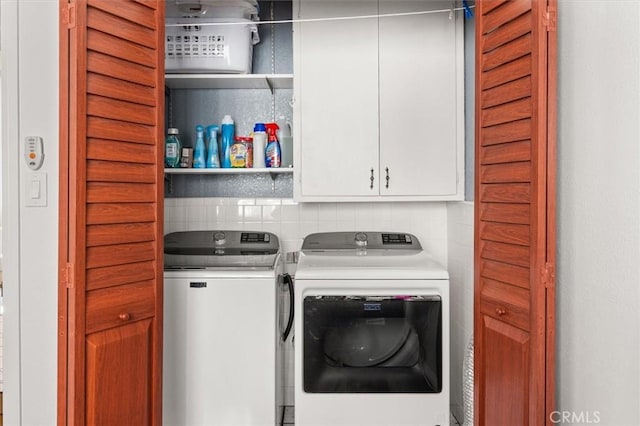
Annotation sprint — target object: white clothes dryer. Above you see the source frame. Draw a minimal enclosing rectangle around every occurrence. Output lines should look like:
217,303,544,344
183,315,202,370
163,230,289,426
294,232,450,426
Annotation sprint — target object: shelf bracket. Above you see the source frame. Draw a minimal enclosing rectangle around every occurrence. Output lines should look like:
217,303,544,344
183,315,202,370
266,76,275,95
269,172,278,192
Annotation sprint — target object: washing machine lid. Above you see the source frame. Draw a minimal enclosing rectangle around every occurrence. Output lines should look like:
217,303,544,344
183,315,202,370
296,232,448,280
164,230,280,270
302,232,422,251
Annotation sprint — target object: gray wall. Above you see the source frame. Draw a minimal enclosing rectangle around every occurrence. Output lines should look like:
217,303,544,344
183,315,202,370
557,1,640,425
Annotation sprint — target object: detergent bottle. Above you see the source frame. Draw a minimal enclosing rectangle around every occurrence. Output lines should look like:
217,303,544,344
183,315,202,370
276,116,293,167
192,124,206,168
206,125,220,168
220,115,235,168
265,122,281,168
252,123,267,168
165,128,182,168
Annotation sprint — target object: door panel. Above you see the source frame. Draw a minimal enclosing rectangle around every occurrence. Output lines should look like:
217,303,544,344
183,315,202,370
482,77,532,109
87,74,157,106
86,319,153,425
481,118,532,145
482,316,530,425
86,261,156,291
86,283,155,334
483,55,532,89
480,259,530,289
475,0,556,424
59,0,165,424
480,278,530,331
86,138,157,163
480,139,531,164
87,6,158,47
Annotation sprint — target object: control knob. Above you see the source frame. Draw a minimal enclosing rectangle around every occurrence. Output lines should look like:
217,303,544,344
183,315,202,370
354,232,368,248
213,231,226,246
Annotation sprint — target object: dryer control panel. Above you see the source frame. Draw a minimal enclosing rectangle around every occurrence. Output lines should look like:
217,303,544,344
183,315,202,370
381,233,413,245
302,232,422,251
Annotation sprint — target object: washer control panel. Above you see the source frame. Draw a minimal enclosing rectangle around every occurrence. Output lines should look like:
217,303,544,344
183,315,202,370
302,232,421,251
165,230,280,256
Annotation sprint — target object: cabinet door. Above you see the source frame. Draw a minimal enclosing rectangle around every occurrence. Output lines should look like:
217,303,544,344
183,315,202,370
379,0,462,197
296,0,379,197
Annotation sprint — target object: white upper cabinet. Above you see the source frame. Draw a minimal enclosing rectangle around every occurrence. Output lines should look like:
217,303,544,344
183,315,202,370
293,0,464,201
379,0,462,197
294,0,379,198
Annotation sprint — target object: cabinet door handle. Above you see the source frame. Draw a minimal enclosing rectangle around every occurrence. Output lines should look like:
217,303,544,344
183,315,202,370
495,307,507,317
370,168,375,189
119,312,131,321
385,167,390,189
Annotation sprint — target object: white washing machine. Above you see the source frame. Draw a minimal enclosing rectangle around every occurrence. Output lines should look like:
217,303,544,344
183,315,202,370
294,232,450,426
163,230,289,426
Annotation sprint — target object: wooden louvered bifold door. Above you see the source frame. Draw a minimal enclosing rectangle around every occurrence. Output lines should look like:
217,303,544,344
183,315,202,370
474,0,556,425
59,0,165,425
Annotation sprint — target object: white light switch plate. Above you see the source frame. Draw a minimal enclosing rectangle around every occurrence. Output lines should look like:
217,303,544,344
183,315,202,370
24,172,47,207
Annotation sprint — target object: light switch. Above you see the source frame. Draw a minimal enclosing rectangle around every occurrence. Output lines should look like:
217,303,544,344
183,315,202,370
31,180,41,199
25,172,47,207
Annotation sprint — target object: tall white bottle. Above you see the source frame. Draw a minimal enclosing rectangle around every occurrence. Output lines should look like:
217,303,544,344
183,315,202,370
276,116,293,167
252,122,267,168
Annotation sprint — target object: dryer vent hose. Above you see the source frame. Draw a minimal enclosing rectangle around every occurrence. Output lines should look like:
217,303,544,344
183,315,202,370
282,273,294,342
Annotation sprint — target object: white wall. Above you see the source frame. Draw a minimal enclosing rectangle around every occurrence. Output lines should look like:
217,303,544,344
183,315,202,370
1,0,59,424
446,201,474,424
557,1,640,425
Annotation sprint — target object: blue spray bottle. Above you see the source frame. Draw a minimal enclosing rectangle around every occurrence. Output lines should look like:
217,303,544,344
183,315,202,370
206,125,220,168
192,124,206,168
220,115,235,168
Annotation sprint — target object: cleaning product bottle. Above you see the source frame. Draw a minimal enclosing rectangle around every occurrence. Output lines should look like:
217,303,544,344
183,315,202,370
230,136,251,168
206,124,220,168
220,115,235,168
165,128,182,168
252,123,267,168
265,122,281,168
245,137,254,168
276,115,293,167
192,124,206,168
275,115,291,141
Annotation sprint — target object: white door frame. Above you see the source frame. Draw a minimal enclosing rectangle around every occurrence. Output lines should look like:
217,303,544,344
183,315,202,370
1,0,23,424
